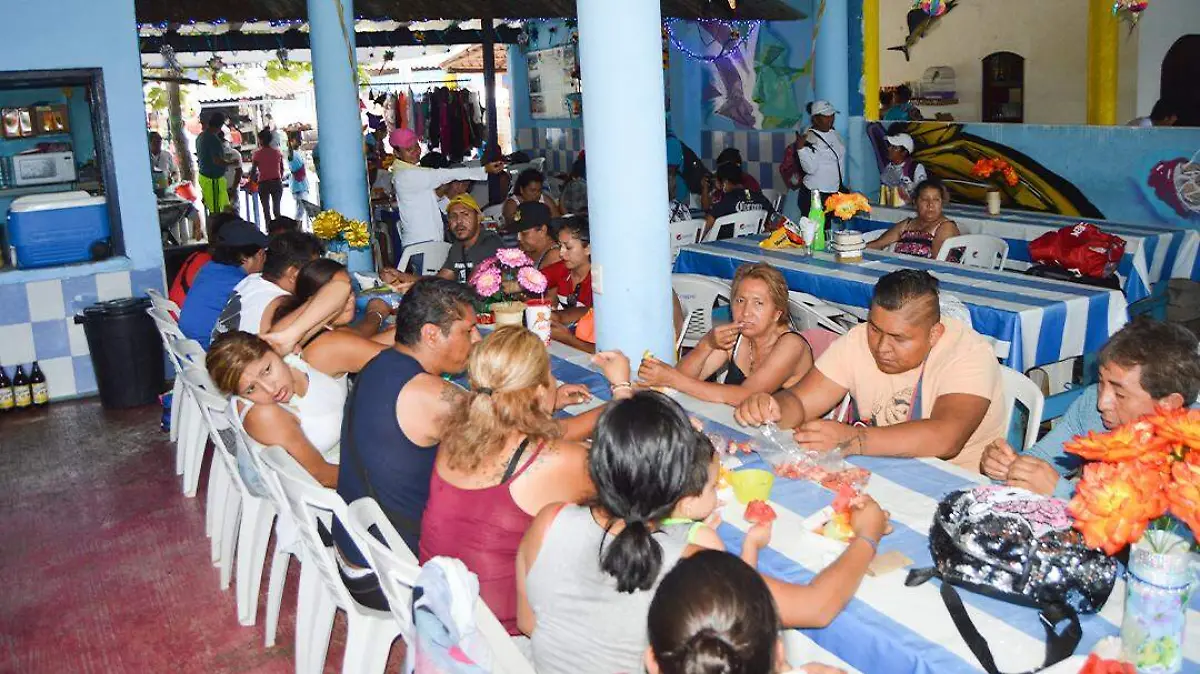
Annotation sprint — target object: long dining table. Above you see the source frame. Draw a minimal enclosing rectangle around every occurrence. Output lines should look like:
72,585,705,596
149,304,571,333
542,337,1200,674
857,205,1200,304
673,237,1130,374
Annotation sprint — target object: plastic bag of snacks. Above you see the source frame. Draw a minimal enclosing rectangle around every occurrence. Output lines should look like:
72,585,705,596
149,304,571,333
757,424,871,491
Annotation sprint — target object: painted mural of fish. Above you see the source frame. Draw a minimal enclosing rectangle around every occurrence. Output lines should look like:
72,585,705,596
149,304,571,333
888,1,959,62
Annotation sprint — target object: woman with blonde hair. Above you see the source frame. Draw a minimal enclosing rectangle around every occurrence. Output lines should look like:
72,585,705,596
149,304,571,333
207,328,355,491
639,262,813,406
419,326,633,634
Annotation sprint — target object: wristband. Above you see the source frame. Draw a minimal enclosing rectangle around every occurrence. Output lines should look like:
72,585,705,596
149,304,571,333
610,381,633,392
855,533,880,553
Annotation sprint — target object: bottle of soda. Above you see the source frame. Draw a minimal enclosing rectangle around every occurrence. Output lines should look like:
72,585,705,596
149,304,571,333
808,190,827,252
0,366,13,412
30,361,48,407
12,364,32,410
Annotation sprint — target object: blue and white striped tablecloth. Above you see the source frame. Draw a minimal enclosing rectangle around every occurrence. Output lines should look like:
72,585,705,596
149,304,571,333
862,205,1200,302
673,237,1129,372
543,340,1200,674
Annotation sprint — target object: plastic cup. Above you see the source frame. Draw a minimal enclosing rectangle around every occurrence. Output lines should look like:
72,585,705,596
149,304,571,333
729,469,775,504
524,300,552,345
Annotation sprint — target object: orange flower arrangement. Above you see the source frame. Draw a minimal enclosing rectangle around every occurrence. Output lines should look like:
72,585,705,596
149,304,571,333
971,157,1020,188
1065,406,1200,555
824,192,872,221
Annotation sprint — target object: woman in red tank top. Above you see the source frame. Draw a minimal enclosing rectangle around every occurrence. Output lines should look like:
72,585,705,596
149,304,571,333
418,327,599,634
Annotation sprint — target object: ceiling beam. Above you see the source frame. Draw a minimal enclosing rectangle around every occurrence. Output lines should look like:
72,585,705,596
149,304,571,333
140,26,522,54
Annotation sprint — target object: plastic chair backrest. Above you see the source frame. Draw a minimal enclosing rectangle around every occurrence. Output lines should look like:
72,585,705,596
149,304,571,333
1000,366,1045,452
259,446,356,610
398,241,452,276
704,210,766,242
668,218,704,259
937,234,1009,270
148,307,185,340
481,203,506,222
862,228,890,244
180,367,244,484
939,293,974,330
344,499,422,644
787,296,849,334
671,274,732,344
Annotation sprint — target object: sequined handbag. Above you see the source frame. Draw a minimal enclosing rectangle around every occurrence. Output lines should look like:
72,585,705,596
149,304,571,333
906,485,1118,674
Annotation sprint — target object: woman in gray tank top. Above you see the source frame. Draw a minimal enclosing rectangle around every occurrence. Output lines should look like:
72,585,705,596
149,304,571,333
515,392,724,674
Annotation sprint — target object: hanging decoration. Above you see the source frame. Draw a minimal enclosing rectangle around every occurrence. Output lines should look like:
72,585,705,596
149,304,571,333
159,44,183,75
664,18,761,63
377,49,395,75
916,0,950,17
275,48,290,71
1112,0,1149,28
205,54,226,86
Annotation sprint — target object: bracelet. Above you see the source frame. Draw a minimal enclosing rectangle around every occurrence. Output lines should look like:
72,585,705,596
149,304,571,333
855,533,880,553
610,381,633,392
367,311,385,324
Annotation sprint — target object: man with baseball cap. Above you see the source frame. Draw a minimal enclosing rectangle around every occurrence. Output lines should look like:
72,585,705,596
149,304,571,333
389,128,505,250
178,218,269,348
792,100,846,210
381,193,503,287
880,133,927,205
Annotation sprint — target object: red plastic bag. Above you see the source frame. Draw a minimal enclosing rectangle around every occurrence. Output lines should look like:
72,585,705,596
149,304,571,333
1027,223,1126,279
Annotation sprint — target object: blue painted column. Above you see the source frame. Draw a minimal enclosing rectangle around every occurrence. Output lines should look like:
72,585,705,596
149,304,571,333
307,0,372,273
578,0,676,366
814,0,851,120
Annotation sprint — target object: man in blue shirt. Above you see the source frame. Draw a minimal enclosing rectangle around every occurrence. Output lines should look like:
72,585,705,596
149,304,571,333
177,219,268,349
981,317,1200,498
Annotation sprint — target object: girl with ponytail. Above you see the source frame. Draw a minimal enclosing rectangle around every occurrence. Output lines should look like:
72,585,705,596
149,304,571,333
646,550,845,674
419,326,631,634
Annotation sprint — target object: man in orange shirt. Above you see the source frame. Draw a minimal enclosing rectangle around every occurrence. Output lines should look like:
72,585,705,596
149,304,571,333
735,269,1003,471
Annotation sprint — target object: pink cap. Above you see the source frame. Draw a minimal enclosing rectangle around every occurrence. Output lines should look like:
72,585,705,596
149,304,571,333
389,128,419,150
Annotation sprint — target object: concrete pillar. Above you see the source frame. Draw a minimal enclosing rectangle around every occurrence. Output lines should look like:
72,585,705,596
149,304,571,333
577,0,675,365
815,0,851,118
1087,0,1119,125
862,0,880,121
307,0,372,272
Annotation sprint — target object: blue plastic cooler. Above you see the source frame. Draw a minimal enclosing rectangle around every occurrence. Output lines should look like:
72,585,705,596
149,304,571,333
7,191,111,269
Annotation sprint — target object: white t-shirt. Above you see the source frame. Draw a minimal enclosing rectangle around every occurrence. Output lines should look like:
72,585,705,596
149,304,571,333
212,273,290,339
797,128,846,193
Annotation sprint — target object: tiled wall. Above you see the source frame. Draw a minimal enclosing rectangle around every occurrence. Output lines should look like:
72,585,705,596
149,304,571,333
515,127,793,194
0,267,165,400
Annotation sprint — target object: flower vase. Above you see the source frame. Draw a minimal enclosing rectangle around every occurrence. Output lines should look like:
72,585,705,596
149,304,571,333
986,188,1002,215
1120,530,1194,673
491,301,527,327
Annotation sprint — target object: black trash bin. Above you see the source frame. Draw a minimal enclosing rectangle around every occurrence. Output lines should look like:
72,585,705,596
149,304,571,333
74,297,165,409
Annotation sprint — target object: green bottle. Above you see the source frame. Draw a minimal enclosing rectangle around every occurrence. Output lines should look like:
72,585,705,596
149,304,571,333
808,190,827,251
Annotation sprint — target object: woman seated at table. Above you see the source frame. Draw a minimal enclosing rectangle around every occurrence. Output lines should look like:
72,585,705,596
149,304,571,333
867,178,960,259
207,329,354,490
420,326,635,634
270,258,396,350
516,392,889,673
502,168,563,226
638,263,813,406
550,216,594,347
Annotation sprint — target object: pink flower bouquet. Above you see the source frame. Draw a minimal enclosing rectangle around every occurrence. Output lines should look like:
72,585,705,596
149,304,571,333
469,247,548,307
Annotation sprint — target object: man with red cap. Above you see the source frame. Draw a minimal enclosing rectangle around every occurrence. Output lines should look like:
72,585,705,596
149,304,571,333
389,128,504,250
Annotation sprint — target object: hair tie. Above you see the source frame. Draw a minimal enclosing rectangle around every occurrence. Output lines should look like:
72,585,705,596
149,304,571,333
475,387,493,396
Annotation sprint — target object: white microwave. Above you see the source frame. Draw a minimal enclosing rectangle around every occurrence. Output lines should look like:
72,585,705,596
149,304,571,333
11,151,76,186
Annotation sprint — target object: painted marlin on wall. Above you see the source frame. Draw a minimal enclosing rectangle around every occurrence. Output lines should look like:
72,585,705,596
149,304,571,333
888,1,959,62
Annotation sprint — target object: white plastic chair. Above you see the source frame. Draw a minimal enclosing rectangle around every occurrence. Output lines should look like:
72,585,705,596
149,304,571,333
939,293,974,330
260,446,401,674
397,241,452,276
937,234,1009,270
672,274,732,349
669,218,704,261
861,228,890,244
345,499,536,674
703,210,767,242
481,203,506,223
147,307,186,445
787,291,855,334
1001,367,1046,452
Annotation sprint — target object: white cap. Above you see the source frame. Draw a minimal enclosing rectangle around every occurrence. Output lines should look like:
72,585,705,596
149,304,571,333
810,100,838,117
885,133,915,154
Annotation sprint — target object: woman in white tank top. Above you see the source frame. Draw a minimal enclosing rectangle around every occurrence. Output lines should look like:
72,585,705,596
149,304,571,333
501,168,562,227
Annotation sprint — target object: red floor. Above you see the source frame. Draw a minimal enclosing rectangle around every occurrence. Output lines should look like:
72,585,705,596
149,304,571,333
0,399,402,673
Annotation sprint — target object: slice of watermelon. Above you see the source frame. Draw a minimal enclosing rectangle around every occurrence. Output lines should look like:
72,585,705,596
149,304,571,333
831,484,857,514
744,499,777,524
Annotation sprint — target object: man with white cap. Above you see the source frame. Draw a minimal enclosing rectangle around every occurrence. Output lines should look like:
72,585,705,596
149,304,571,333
793,100,846,210
880,132,927,205
389,128,504,250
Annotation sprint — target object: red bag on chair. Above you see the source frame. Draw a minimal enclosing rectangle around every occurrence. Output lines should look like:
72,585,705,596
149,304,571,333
1027,223,1125,279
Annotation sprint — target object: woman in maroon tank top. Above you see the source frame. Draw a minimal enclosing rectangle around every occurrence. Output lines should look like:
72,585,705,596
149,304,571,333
420,327,623,634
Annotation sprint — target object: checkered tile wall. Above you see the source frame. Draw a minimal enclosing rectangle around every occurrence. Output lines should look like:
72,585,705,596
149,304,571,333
0,267,165,400
515,127,795,193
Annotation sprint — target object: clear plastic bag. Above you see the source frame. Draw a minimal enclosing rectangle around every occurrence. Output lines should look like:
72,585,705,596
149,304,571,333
756,424,870,490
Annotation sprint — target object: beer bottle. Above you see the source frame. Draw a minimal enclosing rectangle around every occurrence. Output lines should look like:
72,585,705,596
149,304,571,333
30,361,48,407
0,366,13,412
12,364,32,410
